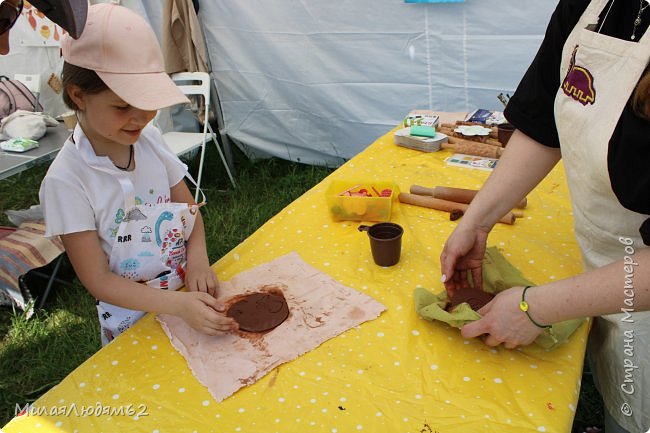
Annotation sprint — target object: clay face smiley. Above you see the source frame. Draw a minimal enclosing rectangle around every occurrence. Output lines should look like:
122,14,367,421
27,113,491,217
226,292,290,333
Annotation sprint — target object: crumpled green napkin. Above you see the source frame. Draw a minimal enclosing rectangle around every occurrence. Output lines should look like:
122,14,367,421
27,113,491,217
414,246,585,350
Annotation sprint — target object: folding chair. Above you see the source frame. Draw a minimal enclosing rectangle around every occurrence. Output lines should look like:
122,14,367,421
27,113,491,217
158,72,236,201
0,223,68,312
21,254,68,309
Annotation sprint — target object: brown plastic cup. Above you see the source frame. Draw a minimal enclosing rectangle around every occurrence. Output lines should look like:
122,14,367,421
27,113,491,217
358,222,403,267
497,123,515,146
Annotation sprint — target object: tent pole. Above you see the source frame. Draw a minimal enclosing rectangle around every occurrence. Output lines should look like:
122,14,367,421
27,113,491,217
197,9,235,172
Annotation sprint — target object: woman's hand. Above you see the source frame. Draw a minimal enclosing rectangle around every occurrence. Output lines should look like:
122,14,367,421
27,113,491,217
461,286,544,349
185,261,219,296
176,291,238,335
440,225,490,297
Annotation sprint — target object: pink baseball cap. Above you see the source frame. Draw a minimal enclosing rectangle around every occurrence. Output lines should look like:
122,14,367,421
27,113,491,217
61,3,189,110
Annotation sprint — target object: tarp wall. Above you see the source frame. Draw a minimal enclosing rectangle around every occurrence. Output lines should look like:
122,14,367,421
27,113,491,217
194,0,557,166
1,1,558,166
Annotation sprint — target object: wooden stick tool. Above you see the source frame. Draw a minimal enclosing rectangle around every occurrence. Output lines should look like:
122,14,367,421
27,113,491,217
399,193,516,225
410,185,528,209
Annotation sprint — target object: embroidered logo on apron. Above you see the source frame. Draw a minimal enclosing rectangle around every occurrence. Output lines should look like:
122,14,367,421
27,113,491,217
562,45,596,105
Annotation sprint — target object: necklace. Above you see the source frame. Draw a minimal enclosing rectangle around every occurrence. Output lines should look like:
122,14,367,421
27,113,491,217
632,0,650,40
113,145,134,171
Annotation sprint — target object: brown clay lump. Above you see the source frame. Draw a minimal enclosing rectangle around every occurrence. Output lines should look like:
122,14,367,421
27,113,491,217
446,288,495,312
449,208,464,221
226,292,290,332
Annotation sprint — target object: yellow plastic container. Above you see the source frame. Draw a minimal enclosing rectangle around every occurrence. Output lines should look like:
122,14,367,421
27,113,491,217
325,180,398,222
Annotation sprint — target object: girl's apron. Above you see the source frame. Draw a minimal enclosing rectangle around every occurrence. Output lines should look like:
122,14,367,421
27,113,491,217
554,0,650,430
75,133,202,346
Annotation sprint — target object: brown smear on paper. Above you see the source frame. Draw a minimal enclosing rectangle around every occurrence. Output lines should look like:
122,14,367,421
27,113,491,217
157,252,386,402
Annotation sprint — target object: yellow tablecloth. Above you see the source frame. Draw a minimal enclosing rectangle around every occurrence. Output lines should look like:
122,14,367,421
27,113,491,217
4,125,588,433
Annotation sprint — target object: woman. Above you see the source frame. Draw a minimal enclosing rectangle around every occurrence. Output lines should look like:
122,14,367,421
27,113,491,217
440,1,650,431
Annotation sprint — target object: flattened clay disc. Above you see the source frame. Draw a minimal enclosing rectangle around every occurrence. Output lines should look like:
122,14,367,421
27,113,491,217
446,288,495,312
226,292,289,332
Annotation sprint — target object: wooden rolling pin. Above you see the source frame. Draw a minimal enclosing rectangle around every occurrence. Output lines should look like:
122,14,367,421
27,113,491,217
441,138,504,159
399,193,516,225
410,185,528,209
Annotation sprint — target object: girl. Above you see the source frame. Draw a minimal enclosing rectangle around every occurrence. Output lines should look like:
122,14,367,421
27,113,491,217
40,3,236,345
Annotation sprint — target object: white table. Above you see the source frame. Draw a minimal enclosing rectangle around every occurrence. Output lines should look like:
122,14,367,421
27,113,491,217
0,123,70,180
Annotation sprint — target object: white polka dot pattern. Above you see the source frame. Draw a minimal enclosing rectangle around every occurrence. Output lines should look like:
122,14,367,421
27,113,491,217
3,125,589,432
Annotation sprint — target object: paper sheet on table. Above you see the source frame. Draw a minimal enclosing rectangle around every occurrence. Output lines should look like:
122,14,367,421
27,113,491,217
157,252,386,402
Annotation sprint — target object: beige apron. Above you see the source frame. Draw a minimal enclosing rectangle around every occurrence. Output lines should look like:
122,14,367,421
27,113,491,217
554,0,650,430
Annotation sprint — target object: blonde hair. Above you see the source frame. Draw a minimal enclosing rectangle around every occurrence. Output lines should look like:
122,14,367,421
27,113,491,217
632,67,650,120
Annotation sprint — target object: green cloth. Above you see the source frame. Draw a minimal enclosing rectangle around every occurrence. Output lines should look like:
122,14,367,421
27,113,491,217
414,246,585,350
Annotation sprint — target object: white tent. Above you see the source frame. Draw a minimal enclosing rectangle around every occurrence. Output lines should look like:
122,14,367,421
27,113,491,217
0,0,557,166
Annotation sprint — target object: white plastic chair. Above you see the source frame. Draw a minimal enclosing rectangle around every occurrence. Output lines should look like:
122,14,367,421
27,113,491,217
160,72,236,201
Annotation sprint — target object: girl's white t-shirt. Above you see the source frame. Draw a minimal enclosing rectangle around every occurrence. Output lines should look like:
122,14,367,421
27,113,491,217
39,124,187,257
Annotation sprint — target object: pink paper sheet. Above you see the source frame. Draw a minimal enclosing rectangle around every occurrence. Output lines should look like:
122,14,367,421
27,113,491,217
157,252,386,402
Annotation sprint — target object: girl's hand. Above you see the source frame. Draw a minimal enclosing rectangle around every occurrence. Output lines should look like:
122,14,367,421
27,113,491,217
185,262,219,296
176,291,238,335
460,286,544,349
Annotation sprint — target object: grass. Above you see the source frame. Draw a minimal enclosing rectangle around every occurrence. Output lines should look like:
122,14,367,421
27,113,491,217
0,140,603,430
573,366,605,433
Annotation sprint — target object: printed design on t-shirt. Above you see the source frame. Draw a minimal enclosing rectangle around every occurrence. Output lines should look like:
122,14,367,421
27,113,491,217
123,208,147,222
155,211,174,244
562,45,596,106
119,257,140,280
156,194,172,204
155,270,171,290
116,233,133,244
115,208,125,224
117,316,135,335
141,226,153,242
109,226,119,238
160,228,185,270
155,211,186,271
110,200,129,238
